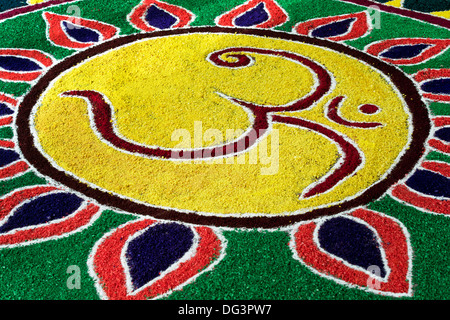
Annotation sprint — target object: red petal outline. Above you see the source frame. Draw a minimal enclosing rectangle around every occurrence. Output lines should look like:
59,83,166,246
0,94,25,177
215,0,288,29
0,93,18,108
0,140,14,148
0,203,100,247
0,186,101,247
428,138,450,154
0,116,12,126
293,11,371,41
0,186,58,221
89,219,224,300
128,0,195,32
432,116,450,128
413,69,450,103
391,184,450,215
0,160,29,180
421,161,450,178
291,208,412,296
365,38,450,65
43,11,119,49
0,49,53,82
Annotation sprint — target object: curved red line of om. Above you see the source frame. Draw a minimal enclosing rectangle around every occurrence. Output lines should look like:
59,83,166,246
272,114,363,198
326,96,383,128
61,48,364,198
61,89,270,159
62,47,332,160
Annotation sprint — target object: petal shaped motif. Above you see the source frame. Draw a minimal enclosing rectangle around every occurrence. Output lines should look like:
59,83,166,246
88,219,225,300
428,116,450,154
414,69,450,103
0,147,29,180
0,49,54,82
390,122,450,216
365,38,450,65
0,93,17,117
0,186,100,247
293,11,371,41
0,93,18,149
43,11,119,49
0,94,27,177
128,0,195,32
215,0,288,28
290,208,412,297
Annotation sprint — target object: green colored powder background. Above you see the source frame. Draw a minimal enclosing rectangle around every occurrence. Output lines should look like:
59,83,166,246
0,0,449,300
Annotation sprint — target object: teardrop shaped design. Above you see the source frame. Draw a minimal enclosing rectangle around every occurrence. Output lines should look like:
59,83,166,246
366,38,450,65
310,18,355,38
413,69,450,103
379,44,431,59
293,11,370,41
62,21,101,43
0,49,53,82
435,127,450,142
128,0,195,32
318,216,387,278
0,103,13,117
405,169,450,198
0,186,100,247
0,55,42,72
43,11,119,49
234,3,270,27
215,0,288,29
0,148,20,167
291,208,412,296
421,79,450,95
89,219,225,299
0,192,84,234
125,222,194,291
144,4,178,29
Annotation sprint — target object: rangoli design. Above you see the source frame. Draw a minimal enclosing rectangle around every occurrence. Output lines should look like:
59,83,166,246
0,0,449,300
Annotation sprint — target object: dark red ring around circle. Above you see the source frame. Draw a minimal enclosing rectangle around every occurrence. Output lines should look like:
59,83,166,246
16,27,430,229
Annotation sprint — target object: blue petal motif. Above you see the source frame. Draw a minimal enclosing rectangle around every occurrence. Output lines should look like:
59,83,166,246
145,5,178,29
62,21,101,43
380,44,430,59
421,78,450,95
0,148,20,167
435,127,450,143
234,3,269,27
0,55,42,72
405,169,450,198
0,193,84,234
0,103,14,116
311,18,355,38
125,222,194,291
318,216,386,277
